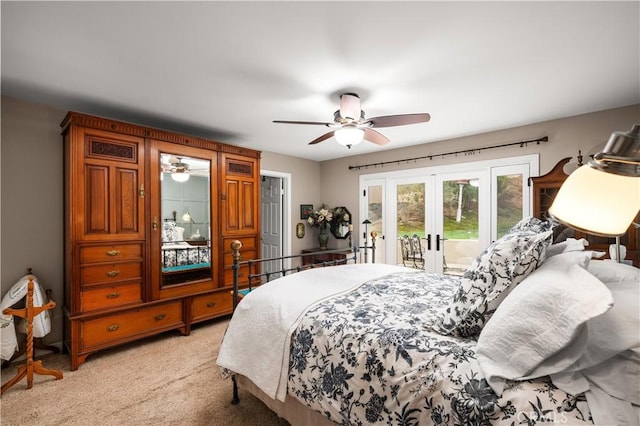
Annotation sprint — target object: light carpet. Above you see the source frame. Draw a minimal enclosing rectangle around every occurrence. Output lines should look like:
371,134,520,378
1,317,289,426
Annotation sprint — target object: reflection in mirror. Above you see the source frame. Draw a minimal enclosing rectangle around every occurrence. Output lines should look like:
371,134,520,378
331,206,352,239
160,153,211,287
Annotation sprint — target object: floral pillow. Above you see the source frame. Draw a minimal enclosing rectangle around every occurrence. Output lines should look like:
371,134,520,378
506,216,553,235
437,230,553,337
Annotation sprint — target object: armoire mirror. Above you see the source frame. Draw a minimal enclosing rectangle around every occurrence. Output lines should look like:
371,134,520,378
330,206,352,239
160,153,212,287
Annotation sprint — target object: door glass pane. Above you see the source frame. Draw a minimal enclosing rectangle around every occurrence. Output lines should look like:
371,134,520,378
442,178,479,275
366,184,384,262
397,183,425,268
496,174,523,238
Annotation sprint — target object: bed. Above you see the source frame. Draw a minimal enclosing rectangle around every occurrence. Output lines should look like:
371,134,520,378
161,220,211,273
161,242,210,272
217,218,640,425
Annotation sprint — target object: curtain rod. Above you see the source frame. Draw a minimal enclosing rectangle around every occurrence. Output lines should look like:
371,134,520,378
348,136,549,171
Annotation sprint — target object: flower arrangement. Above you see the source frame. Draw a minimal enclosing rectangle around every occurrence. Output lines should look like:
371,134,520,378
307,204,333,228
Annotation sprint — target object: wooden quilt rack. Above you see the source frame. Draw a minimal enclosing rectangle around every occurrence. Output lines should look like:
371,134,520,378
1,271,63,395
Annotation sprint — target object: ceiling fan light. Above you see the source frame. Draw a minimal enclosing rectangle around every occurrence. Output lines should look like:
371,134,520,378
335,128,364,147
171,171,190,183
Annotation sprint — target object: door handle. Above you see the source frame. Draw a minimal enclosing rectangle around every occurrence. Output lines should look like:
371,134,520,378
436,234,440,251
426,234,431,251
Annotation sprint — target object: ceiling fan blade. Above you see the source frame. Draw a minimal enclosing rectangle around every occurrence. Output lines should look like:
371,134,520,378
273,120,332,126
367,113,431,128
363,128,390,146
309,131,335,145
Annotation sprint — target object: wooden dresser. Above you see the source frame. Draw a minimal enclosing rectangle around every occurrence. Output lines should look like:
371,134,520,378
62,112,260,369
301,248,352,266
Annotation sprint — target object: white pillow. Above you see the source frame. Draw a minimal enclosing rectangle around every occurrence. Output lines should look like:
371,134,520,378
475,251,614,395
545,237,588,258
563,279,640,371
587,260,640,284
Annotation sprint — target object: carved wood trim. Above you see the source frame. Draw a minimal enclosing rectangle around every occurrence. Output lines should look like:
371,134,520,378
62,111,261,159
86,137,138,163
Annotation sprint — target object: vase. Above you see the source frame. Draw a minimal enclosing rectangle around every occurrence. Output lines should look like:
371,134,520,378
318,224,329,249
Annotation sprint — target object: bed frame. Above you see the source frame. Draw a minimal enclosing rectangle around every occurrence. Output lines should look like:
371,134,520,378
228,232,378,407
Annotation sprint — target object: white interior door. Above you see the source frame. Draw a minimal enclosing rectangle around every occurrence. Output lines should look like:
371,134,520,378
261,176,282,275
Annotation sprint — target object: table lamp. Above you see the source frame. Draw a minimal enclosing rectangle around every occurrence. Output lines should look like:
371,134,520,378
549,124,640,262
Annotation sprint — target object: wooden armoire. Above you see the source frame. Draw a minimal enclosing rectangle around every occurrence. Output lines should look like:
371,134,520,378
62,112,260,370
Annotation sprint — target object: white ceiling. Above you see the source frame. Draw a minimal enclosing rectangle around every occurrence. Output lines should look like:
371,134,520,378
2,1,639,161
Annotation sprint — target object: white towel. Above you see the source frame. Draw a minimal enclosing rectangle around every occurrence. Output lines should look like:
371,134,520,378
1,274,52,361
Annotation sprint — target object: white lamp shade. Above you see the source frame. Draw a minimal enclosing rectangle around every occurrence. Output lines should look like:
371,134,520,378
549,165,640,236
171,172,190,182
334,128,364,147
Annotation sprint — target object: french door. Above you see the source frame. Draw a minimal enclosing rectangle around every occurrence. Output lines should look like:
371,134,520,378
360,155,537,273
359,179,386,263
433,171,489,274
385,171,488,274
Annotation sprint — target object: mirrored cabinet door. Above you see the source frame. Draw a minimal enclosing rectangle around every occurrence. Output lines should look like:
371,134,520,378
149,140,218,299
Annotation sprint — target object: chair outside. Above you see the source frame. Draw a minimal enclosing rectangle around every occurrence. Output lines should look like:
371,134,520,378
400,235,412,267
399,234,425,269
409,234,425,269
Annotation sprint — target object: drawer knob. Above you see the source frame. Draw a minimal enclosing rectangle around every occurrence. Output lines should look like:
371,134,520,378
106,292,120,299
154,313,166,321
106,249,121,256
107,324,120,332
206,302,216,308
106,270,120,277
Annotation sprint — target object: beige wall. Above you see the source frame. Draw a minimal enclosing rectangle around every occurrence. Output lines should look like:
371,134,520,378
1,97,67,344
321,104,640,246
2,94,638,347
260,151,321,254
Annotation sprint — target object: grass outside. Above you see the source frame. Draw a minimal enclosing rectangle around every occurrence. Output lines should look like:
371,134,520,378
397,210,521,240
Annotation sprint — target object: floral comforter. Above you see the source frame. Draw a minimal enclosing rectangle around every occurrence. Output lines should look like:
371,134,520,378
287,271,592,425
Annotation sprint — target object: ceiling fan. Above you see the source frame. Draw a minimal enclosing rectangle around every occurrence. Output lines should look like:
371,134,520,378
161,155,192,182
273,93,431,148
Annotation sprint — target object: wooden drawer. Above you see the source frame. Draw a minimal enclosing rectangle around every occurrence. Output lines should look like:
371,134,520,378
223,263,257,286
80,242,143,263
81,282,142,312
81,261,142,286
80,301,183,350
191,291,232,322
223,248,257,266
